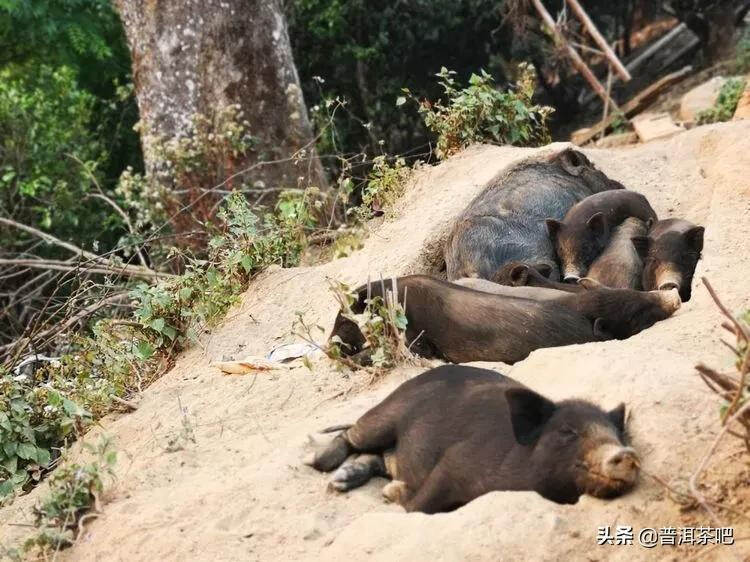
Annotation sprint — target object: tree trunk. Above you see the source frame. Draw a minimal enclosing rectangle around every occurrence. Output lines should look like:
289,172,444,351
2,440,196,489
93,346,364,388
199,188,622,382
114,0,326,235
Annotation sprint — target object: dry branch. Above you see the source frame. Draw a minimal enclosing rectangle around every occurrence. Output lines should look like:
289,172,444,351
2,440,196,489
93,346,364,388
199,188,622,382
572,65,693,145
531,0,619,110
564,0,631,81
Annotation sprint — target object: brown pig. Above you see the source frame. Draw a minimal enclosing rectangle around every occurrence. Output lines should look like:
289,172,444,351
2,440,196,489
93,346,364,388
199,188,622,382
586,217,648,289
632,218,704,302
328,275,680,364
546,190,657,283
305,364,640,513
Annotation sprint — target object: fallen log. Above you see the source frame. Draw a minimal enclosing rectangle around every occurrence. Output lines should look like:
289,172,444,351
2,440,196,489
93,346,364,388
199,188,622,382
572,65,693,146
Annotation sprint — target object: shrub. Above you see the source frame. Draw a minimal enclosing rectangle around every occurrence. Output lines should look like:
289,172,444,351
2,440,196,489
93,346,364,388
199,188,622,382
358,156,413,219
327,280,412,370
402,63,553,159
0,65,123,249
0,368,90,498
696,77,747,125
24,437,117,553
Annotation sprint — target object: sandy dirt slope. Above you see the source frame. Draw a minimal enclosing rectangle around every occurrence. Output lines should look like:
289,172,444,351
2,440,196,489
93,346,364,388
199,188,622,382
2,121,750,561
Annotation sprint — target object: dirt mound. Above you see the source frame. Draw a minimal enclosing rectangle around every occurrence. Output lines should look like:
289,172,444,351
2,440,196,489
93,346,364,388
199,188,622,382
2,121,750,561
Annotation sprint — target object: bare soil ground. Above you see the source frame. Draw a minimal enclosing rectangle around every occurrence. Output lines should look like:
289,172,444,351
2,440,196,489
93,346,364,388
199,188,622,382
2,121,750,561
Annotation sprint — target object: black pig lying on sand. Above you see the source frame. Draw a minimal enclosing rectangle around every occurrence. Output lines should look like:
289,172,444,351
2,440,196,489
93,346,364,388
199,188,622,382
586,217,649,290
329,275,681,364
445,149,624,282
546,190,658,283
305,365,640,513
635,218,704,302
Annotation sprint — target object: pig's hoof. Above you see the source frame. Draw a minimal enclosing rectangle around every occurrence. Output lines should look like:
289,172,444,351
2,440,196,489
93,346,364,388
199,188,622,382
382,480,409,504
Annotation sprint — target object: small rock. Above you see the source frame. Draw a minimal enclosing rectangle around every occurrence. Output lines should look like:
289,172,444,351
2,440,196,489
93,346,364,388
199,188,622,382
594,131,638,148
632,112,684,143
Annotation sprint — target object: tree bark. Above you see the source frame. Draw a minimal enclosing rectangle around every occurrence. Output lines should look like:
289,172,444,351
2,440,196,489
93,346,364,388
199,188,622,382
114,0,326,232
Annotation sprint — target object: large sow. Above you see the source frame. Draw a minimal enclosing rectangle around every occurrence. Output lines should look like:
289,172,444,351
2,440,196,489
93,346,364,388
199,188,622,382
444,148,624,281
305,365,640,513
329,275,681,364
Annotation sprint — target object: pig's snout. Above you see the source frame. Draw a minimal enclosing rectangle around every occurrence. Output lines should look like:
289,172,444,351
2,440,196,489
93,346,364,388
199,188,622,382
656,270,682,293
563,272,581,284
659,288,682,313
601,445,640,485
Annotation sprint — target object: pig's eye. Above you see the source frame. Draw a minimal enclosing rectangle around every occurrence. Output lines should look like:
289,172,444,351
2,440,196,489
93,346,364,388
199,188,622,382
558,426,579,439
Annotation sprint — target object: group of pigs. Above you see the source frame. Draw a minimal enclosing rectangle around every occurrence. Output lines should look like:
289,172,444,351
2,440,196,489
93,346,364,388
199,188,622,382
306,149,705,515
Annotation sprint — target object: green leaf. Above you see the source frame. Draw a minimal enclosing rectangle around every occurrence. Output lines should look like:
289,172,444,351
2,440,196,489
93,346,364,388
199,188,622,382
3,456,17,475
135,341,155,360
62,398,81,416
161,325,177,341
3,441,18,457
36,447,51,468
150,318,165,333
16,442,36,461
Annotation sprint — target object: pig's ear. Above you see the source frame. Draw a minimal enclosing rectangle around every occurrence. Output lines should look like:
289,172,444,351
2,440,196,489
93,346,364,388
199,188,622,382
545,219,562,240
533,263,553,279
593,317,614,340
505,388,557,445
608,403,627,433
685,226,705,253
509,264,531,286
578,277,602,290
631,236,650,259
559,149,587,176
587,212,608,241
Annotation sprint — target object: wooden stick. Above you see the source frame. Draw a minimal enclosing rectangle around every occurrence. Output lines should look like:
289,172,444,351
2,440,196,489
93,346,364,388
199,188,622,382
599,65,614,141
531,0,619,110
572,65,692,145
565,0,631,81
0,258,172,280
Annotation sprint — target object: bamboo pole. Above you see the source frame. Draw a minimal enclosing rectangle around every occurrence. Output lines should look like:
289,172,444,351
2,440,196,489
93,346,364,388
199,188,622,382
531,0,620,110
565,0,632,82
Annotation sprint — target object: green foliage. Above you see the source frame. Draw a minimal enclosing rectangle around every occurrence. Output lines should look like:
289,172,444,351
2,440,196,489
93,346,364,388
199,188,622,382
0,1,129,92
359,156,414,219
131,191,313,354
406,63,553,159
327,280,412,370
0,65,121,247
23,436,116,553
0,368,89,498
289,0,511,158
697,77,747,125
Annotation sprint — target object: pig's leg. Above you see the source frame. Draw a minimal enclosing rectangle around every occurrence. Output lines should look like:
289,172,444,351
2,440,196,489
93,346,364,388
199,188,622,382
304,432,353,472
305,409,398,472
403,464,458,514
329,453,386,491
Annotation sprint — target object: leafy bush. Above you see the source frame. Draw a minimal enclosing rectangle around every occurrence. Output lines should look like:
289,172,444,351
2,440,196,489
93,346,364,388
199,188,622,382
0,369,90,498
359,156,414,219
23,437,116,553
403,63,553,159
327,280,412,370
697,77,747,125
0,65,119,247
